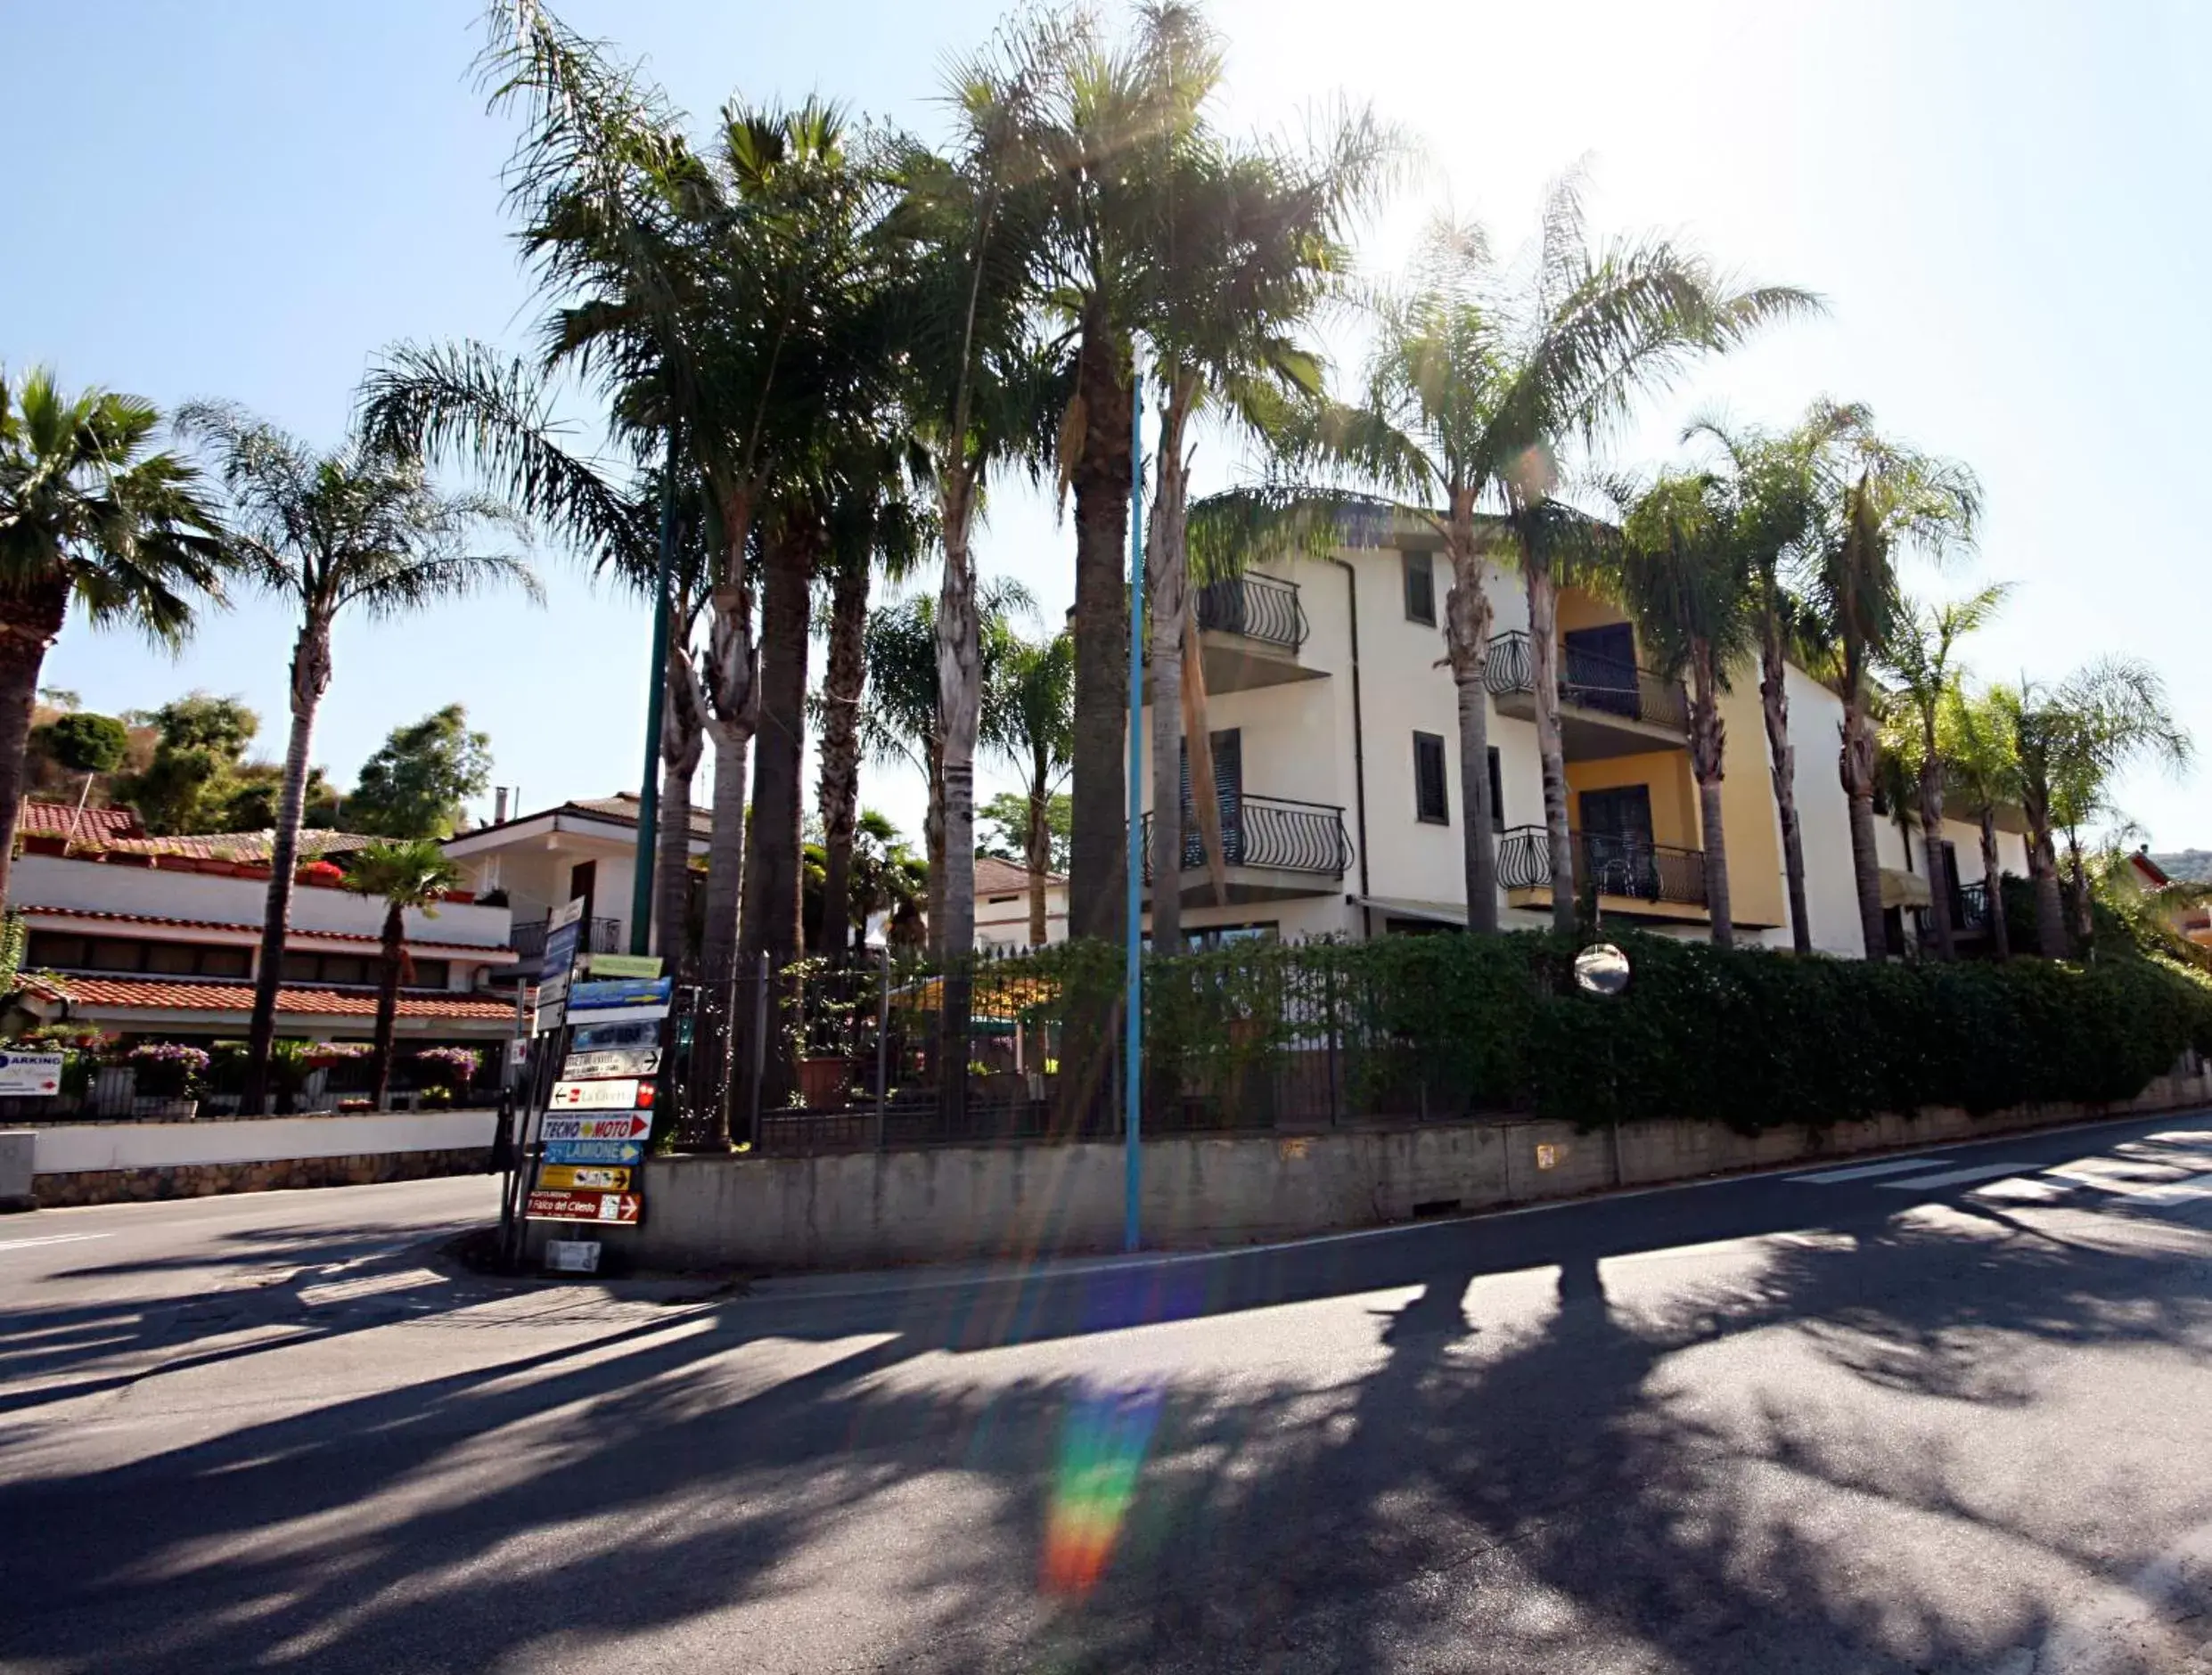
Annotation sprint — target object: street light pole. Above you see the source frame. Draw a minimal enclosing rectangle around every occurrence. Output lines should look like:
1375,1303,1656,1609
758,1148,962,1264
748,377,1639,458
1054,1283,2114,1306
627,425,681,958
1123,362,1144,1254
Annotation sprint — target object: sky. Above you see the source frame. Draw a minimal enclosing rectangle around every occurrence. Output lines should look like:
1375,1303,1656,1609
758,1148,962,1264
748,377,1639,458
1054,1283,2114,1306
5,0,2208,852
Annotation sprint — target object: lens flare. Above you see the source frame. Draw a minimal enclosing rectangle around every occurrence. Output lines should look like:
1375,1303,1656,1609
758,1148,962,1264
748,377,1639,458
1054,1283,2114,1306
1041,1381,1162,1596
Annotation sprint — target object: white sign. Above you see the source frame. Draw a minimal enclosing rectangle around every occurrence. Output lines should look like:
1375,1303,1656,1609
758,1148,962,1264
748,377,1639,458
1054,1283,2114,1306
0,1052,63,1096
537,969,571,1007
548,896,587,931
550,1078,641,1110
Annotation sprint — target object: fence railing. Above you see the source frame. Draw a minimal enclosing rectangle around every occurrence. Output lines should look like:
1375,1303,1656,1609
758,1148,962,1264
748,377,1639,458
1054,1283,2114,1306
1497,824,1708,909
508,916,624,962
1139,795,1351,883
1484,630,1690,735
1194,572,1307,652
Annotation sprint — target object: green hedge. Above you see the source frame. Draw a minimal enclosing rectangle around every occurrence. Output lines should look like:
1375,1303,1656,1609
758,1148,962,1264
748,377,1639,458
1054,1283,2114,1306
1019,931,2212,1134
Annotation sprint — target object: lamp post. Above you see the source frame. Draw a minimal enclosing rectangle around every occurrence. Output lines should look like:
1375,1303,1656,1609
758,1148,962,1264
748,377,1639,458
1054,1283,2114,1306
1124,364,1145,1254
627,425,680,956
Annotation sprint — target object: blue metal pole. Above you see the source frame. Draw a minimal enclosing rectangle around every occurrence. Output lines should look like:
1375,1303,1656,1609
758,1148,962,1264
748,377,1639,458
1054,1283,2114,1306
1123,364,1144,1254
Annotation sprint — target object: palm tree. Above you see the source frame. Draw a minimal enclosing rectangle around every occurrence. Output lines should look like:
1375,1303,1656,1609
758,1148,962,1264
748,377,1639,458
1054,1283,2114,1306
2002,659,2193,957
1939,681,2022,960
344,838,462,1110
1877,584,2009,960
1618,470,1758,947
176,402,537,1113
0,368,228,904
1684,402,1862,953
985,629,1076,945
1804,421,1980,959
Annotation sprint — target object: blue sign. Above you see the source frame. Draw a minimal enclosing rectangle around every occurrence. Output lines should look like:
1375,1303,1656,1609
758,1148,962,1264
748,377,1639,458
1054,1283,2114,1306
543,1138,648,1166
569,976,674,1012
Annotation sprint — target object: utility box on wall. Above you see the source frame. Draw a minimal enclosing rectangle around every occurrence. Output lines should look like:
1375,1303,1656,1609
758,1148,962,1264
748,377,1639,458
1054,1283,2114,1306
0,1132,33,1210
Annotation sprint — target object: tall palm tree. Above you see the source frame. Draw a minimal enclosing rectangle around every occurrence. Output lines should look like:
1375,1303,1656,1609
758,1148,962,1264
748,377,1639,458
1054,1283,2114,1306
1877,584,2008,960
343,838,462,1111
984,629,1075,945
2001,659,2193,958
1939,681,2023,960
0,368,229,904
1805,421,1980,960
176,402,537,1112
1618,470,1758,947
1684,402,1862,953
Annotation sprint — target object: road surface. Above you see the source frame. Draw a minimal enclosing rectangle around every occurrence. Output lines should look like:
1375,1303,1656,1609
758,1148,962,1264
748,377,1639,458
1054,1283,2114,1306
7,1115,2212,1673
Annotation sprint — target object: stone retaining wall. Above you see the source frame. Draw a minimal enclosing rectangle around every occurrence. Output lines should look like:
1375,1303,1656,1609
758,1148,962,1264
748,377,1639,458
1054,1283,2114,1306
31,1145,492,1207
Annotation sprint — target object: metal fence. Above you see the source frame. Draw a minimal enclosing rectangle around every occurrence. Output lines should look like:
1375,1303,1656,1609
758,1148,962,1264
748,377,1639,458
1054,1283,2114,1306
1485,629,1692,735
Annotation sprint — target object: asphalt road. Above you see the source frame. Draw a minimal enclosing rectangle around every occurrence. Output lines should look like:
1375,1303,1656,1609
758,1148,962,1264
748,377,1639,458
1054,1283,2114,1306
8,1115,2212,1675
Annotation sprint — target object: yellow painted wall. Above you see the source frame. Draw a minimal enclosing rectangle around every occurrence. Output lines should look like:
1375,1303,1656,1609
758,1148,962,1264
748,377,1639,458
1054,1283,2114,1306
1555,586,1632,641
1714,678,1786,927
1564,751,1699,849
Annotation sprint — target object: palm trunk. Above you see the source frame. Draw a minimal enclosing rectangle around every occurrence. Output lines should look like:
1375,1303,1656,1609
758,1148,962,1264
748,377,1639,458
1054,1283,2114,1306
1144,392,1194,953
243,617,332,1113
816,552,869,960
1917,750,1955,961
1979,807,2011,960
923,755,946,953
1026,772,1051,947
1441,496,1497,932
2067,836,2094,952
736,508,816,1120
371,901,403,1110
654,648,705,976
1838,670,1887,960
692,486,758,1151
1688,644,1733,949
1758,604,1811,954
1068,314,1133,944
935,471,983,1123
1521,544,1575,936
2025,802,2068,959
0,578,67,910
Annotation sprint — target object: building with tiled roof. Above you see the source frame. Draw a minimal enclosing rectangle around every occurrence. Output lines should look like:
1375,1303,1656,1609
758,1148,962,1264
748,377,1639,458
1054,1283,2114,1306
14,801,145,846
972,857,1068,951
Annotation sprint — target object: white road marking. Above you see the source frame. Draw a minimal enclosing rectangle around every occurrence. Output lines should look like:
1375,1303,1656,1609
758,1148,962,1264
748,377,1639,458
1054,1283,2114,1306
0,1232,111,1254
1787,1156,1959,1184
1876,1162,2035,1190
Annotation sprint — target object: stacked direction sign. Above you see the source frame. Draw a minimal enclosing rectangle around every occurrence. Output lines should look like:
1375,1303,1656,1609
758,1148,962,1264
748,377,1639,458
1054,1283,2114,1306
521,944,675,1230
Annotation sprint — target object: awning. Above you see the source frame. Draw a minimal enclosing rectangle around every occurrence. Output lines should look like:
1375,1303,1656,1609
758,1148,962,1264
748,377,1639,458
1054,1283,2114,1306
1880,868,1932,910
1351,895,1469,928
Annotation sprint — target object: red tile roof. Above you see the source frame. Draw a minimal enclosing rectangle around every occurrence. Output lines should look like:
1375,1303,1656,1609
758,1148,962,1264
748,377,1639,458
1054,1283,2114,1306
18,801,143,842
105,829,381,861
974,856,1062,896
15,904,507,956
18,973,515,1021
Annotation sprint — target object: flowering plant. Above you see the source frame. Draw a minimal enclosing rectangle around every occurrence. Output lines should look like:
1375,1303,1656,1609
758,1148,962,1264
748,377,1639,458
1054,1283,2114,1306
127,1041,211,1097
414,1046,481,1091
296,860,346,887
307,1042,373,1068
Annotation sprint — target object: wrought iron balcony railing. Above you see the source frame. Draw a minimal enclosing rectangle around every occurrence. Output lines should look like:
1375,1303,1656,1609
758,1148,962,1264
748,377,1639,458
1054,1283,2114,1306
508,915,625,963
1141,794,1350,883
1497,824,1709,909
1194,572,1307,652
1484,630,1690,735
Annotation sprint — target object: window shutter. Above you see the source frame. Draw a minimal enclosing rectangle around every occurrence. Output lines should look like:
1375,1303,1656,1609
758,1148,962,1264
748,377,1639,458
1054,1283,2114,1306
1413,732,1448,823
1487,747,1504,832
1404,551,1436,625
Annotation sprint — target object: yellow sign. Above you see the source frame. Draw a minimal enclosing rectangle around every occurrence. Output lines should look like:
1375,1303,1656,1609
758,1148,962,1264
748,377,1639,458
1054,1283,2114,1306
586,952,664,979
537,1164,634,1192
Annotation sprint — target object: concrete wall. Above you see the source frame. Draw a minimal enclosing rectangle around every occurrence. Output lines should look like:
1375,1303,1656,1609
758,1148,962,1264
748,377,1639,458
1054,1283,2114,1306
1783,662,1864,956
0,1132,30,1207
572,1069,2212,1271
30,1108,497,1173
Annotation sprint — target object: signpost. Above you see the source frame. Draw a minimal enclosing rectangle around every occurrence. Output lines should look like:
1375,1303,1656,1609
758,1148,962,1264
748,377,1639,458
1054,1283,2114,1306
537,1164,633,1192
563,1049,660,1080
539,1112,653,1142
543,1137,646,1166
548,1077,649,1110
586,952,664,979
524,1189,642,1224
0,1052,64,1097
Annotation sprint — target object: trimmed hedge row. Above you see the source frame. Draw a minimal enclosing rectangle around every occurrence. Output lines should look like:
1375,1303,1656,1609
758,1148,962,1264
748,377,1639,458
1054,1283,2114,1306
1084,931,2212,1133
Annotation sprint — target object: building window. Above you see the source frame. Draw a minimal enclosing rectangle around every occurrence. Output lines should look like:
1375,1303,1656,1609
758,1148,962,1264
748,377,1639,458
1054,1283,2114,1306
1413,731,1449,824
27,932,253,979
1487,746,1504,833
201,945,250,979
1403,550,1437,625
412,960,451,989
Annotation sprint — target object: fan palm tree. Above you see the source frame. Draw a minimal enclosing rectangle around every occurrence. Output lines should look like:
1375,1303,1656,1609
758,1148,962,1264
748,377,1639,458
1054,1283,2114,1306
984,628,1075,945
1804,421,1980,959
1683,402,1862,952
0,368,229,903
344,838,462,1110
1877,584,2009,960
1940,681,2023,960
176,402,537,1112
1618,470,1758,947
2001,659,2193,957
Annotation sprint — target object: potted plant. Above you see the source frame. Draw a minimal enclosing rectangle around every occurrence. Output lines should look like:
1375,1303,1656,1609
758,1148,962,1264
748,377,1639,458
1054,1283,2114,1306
127,1042,211,1117
18,1023,113,1108
414,1045,482,1107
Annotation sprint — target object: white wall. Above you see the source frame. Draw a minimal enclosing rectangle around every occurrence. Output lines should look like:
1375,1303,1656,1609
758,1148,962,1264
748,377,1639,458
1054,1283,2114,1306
1782,664,1865,956
30,1108,497,1173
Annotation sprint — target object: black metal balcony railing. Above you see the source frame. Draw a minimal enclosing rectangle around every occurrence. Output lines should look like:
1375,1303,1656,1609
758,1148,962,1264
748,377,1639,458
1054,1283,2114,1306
1497,824,1709,909
507,915,625,962
1954,879,1991,931
1194,573,1307,652
1483,630,1691,735
1140,795,1350,883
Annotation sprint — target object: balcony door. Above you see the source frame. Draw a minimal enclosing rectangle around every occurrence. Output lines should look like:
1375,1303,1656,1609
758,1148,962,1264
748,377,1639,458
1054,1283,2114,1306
1579,784,1659,899
568,860,598,938
1179,728,1243,869
1562,623,1640,719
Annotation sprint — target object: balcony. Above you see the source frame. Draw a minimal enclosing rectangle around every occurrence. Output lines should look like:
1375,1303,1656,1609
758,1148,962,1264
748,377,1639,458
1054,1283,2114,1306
1485,631,1691,759
507,914,624,968
1141,794,1351,905
1190,573,1326,695
1497,824,1711,922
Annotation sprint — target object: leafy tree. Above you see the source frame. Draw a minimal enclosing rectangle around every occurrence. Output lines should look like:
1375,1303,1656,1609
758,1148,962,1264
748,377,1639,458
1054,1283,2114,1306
116,693,258,835
343,838,462,1110
978,790,1070,871
803,808,926,948
983,629,1076,946
1939,681,2025,960
0,367,230,900
348,704,494,838
34,711,128,776
175,400,537,1112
